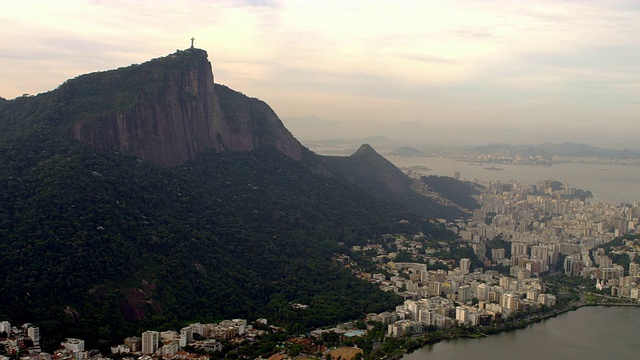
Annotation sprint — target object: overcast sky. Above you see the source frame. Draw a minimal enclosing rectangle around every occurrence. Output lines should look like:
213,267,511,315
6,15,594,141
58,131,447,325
1,0,639,147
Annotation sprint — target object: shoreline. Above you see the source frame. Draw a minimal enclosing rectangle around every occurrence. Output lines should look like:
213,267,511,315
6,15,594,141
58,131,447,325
387,301,640,359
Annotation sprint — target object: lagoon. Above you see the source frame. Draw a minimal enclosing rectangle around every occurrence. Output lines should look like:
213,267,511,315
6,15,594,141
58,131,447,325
387,156,640,205
401,306,640,360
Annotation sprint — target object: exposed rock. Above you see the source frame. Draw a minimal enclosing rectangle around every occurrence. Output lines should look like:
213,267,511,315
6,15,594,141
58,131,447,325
70,49,303,166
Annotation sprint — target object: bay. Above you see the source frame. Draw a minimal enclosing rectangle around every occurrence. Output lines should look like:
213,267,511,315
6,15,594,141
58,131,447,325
387,156,640,205
402,306,640,360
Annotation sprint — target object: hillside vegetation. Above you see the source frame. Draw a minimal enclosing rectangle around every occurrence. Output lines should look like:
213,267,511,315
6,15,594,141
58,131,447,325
0,129,433,349
420,175,482,211
322,145,467,220
0,49,459,351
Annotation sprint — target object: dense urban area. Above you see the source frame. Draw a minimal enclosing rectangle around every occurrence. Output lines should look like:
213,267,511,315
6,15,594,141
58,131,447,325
3,177,640,360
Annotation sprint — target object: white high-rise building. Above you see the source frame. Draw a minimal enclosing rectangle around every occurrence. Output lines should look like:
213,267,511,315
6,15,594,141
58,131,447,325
180,327,193,344
404,300,420,320
418,308,434,326
476,283,489,301
232,319,247,335
458,285,472,302
189,323,204,337
459,258,471,274
501,292,518,311
141,331,159,355
27,326,40,345
564,256,575,276
177,335,187,348
0,321,10,336
455,306,469,324
492,248,505,260
511,242,528,257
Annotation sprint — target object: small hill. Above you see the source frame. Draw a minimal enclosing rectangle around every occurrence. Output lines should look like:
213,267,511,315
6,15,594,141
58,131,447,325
321,144,415,196
320,144,466,219
387,146,425,157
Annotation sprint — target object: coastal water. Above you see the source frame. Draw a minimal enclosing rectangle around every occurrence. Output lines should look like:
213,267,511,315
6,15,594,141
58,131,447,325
387,156,640,205
402,306,640,360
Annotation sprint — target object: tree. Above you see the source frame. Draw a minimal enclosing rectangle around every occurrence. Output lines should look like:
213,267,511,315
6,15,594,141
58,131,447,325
287,343,303,357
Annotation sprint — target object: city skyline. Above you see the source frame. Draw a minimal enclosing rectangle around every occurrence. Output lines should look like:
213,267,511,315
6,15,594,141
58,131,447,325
1,1,639,147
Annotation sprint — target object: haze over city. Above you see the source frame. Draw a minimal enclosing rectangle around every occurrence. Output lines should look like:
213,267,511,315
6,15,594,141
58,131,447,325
2,0,639,147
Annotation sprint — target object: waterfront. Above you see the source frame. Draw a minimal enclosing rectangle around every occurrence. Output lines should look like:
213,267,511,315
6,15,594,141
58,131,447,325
402,306,640,360
387,156,640,205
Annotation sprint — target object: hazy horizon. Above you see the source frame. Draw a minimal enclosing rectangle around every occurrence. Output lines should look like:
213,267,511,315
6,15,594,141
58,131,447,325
282,116,640,151
2,1,639,148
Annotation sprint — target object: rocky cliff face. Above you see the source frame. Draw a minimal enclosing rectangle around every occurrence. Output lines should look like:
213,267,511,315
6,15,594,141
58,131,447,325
70,49,303,166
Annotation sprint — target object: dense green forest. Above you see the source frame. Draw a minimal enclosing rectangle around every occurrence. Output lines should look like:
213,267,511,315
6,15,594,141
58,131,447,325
0,48,462,352
0,128,432,350
321,146,466,220
420,175,482,211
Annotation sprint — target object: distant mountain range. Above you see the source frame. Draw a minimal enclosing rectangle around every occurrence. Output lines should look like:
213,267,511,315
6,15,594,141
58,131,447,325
473,142,640,159
302,136,640,160
387,146,426,157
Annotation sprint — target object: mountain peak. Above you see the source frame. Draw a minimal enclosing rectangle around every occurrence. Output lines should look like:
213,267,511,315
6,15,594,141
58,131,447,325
47,48,304,166
321,143,412,196
352,143,377,157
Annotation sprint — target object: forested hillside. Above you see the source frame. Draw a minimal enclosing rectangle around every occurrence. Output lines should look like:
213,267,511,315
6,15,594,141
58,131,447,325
0,128,438,349
0,49,458,351
322,145,467,220
420,175,482,211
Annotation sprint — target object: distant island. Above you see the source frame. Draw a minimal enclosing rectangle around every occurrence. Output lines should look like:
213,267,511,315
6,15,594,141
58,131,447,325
302,138,640,167
387,146,426,157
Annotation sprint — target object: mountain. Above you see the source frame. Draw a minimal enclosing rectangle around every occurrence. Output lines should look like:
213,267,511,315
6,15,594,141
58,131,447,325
419,176,482,211
301,135,406,156
0,49,303,166
321,144,413,196
474,142,640,159
387,146,425,157
0,49,461,350
321,145,466,219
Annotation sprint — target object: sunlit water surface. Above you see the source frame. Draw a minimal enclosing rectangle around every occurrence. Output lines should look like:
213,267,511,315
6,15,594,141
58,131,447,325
402,306,640,360
387,156,640,205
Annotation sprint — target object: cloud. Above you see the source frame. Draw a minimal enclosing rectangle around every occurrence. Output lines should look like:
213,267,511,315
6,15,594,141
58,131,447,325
401,54,458,65
1,0,640,147
451,26,504,41
236,0,281,7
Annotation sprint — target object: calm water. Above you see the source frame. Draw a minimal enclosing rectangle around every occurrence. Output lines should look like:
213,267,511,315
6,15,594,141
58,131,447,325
402,306,640,360
387,156,640,205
